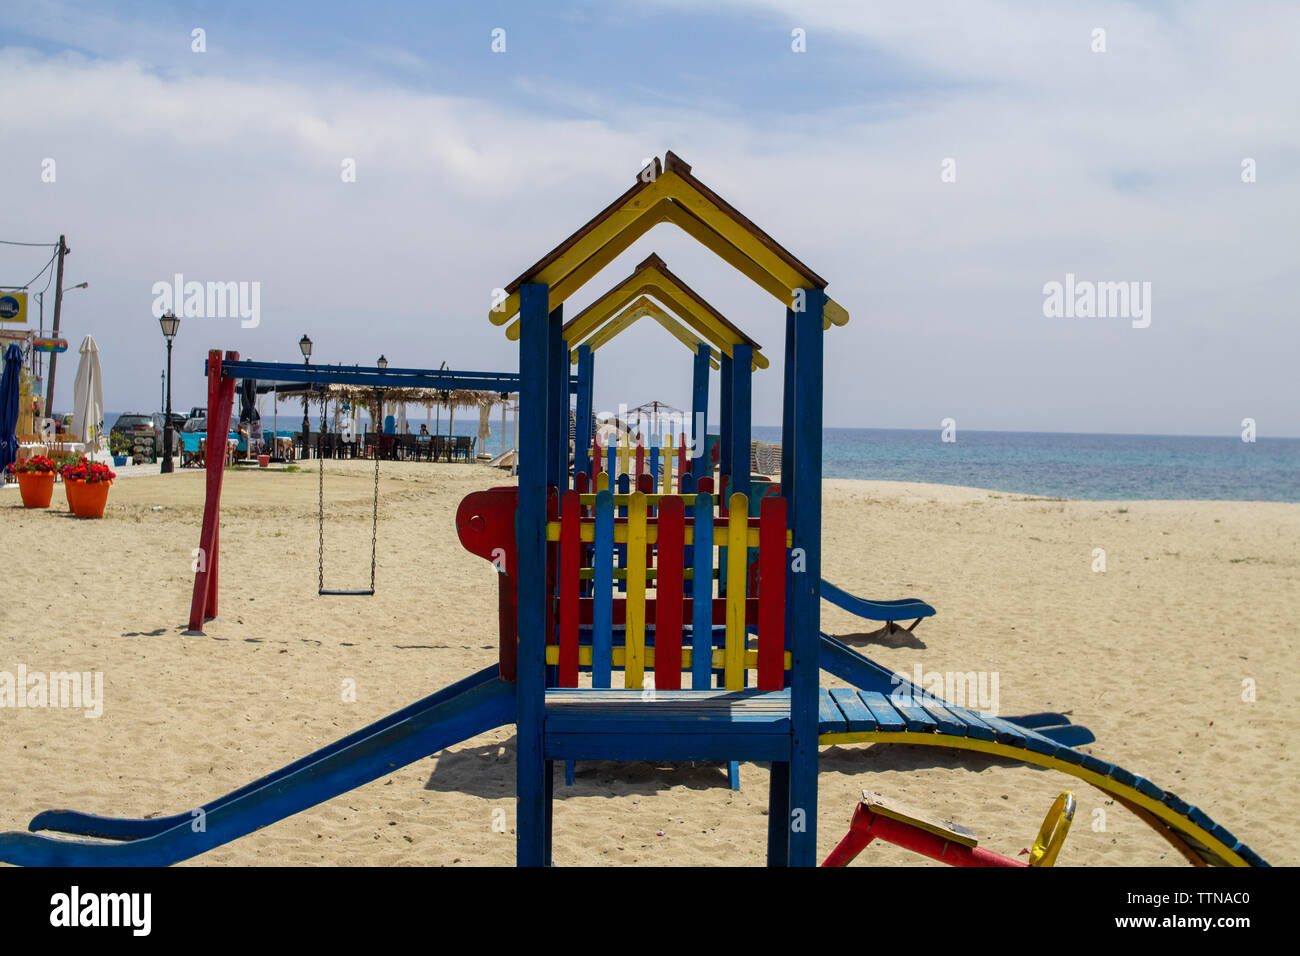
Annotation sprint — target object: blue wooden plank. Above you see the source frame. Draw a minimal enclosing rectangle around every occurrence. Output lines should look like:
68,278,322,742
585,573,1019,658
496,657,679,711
787,292,824,868
1078,753,1113,775
649,442,660,491
691,493,714,689
719,352,733,481
890,694,939,732
515,282,552,868
982,714,1059,757
574,344,593,478
1161,791,1191,816
828,687,875,732
691,344,710,479
592,489,615,688
918,699,966,736
972,712,1027,747
818,688,847,735
730,343,752,504
946,706,997,742
545,733,791,763
858,691,906,733
616,472,629,594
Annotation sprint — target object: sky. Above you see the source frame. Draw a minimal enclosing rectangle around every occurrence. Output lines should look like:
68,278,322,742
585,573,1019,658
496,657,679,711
1,0,1297,436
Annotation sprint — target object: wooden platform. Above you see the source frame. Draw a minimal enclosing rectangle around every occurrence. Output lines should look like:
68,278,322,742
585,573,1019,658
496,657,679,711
544,688,792,761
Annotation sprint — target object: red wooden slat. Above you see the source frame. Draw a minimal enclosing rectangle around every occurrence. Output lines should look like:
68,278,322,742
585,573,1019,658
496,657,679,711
635,444,645,479
575,471,588,493
592,432,602,475
655,496,685,688
678,441,687,492
558,489,581,686
697,476,714,495
757,494,787,690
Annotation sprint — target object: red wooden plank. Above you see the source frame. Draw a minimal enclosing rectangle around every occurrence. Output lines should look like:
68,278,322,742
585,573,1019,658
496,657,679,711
575,471,589,493
592,432,602,475
678,441,687,492
757,494,787,690
635,443,645,479
655,496,685,688
558,489,581,686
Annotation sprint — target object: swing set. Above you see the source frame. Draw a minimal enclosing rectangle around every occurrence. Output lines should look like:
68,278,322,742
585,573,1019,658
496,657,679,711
187,355,562,631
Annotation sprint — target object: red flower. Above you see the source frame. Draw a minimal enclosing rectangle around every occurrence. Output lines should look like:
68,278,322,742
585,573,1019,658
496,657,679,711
12,455,57,474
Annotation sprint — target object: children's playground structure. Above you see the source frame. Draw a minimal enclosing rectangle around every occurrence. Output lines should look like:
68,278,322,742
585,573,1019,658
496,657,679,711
0,153,1267,867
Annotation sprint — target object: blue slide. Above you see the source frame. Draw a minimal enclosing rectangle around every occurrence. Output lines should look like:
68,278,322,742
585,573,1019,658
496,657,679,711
0,664,515,866
821,578,936,631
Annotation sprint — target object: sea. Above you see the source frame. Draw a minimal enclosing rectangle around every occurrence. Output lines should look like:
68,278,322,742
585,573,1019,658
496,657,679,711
753,426,1299,503
108,414,1298,503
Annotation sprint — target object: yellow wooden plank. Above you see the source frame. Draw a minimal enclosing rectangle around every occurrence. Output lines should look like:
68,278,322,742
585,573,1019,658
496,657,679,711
625,492,648,688
595,470,609,493
724,492,748,689
662,438,673,494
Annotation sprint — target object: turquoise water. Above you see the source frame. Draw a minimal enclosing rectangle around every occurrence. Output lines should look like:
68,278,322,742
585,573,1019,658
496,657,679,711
752,427,1300,502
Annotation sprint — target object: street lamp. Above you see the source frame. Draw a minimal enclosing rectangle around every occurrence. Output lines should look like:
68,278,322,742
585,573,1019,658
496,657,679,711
159,310,180,474
376,354,388,370
299,334,313,457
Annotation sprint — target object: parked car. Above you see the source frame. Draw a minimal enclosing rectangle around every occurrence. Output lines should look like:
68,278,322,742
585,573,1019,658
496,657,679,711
110,413,162,461
187,406,206,421
181,416,208,433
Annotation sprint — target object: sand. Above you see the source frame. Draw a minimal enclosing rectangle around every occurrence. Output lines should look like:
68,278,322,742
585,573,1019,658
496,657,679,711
2,463,1295,866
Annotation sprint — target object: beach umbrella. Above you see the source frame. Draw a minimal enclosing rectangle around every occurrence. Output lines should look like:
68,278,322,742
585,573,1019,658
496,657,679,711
396,399,407,434
0,343,21,475
71,335,104,454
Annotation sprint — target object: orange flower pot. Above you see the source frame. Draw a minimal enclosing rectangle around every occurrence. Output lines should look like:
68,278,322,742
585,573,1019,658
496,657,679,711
74,480,112,519
64,477,82,513
17,471,55,508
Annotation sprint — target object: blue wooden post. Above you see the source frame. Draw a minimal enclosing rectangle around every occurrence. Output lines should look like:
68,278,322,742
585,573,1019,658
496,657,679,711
575,345,593,478
730,344,752,504
691,344,709,480
719,352,733,485
516,283,551,867
788,289,824,867
769,308,798,866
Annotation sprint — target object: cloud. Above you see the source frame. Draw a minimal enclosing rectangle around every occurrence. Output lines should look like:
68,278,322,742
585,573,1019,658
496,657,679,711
2,1,1297,434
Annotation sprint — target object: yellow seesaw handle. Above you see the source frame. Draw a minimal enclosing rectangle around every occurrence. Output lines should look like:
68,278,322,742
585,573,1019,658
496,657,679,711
1029,791,1077,867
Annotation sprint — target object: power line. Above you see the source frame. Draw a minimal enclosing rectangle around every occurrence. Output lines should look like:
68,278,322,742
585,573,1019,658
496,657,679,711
14,248,59,291
0,239,58,248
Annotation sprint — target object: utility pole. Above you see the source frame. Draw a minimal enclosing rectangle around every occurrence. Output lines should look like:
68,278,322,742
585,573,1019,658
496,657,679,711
43,235,69,420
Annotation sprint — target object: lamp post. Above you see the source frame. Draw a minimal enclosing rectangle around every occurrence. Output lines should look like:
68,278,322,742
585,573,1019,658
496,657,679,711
159,310,180,474
299,334,313,458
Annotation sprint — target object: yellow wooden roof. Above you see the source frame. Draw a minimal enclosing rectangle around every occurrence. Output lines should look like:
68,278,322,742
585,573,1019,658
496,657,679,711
488,152,849,334
568,295,736,371
543,254,769,370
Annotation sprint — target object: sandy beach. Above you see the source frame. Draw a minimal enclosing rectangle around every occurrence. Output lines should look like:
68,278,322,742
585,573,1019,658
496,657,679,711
2,463,1295,866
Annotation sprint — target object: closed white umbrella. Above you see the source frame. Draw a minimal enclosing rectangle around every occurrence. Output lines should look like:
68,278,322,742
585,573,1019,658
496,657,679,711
477,404,491,457
71,334,104,455
396,399,407,434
